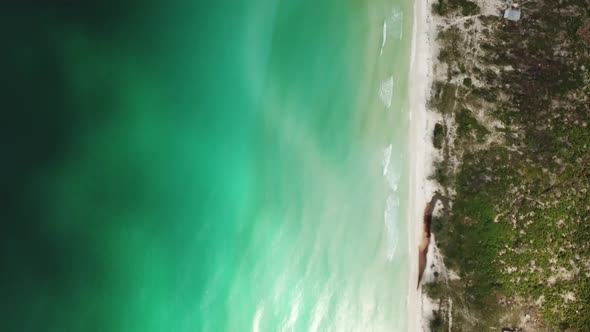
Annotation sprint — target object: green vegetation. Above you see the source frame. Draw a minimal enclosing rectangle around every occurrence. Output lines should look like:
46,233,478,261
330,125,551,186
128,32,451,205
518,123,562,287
428,0,590,330
433,122,445,149
436,28,462,77
432,0,480,17
462,77,472,87
455,108,489,142
429,310,444,332
431,82,457,114
430,160,450,188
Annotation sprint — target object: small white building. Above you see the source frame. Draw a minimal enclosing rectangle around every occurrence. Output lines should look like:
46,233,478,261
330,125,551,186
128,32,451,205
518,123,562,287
504,3,522,21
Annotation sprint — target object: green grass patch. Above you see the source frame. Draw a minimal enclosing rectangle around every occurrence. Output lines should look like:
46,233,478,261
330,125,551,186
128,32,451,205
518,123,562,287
432,0,480,16
455,108,490,142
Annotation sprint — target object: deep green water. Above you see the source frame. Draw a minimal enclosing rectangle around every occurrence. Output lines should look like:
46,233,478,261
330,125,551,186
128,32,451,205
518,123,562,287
2,0,413,330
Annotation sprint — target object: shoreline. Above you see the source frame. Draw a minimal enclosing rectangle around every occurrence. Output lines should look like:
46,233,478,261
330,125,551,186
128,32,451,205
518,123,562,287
407,0,436,330
405,0,590,329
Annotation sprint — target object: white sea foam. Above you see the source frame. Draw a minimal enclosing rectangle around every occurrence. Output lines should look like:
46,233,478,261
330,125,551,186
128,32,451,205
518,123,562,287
252,306,263,332
379,76,393,108
309,287,331,332
382,144,392,176
281,289,302,332
380,20,387,56
387,8,404,41
384,195,400,260
383,144,400,191
386,171,399,192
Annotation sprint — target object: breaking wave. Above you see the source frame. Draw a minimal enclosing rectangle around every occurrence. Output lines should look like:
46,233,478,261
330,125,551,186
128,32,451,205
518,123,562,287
387,8,404,41
379,76,393,108
380,20,387,56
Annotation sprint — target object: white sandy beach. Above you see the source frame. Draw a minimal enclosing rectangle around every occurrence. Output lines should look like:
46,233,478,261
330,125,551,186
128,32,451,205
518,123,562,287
406,0,504,329
407,0,438,330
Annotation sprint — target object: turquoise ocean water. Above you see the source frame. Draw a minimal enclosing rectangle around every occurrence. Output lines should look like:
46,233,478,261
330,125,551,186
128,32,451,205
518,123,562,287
3,0,413,330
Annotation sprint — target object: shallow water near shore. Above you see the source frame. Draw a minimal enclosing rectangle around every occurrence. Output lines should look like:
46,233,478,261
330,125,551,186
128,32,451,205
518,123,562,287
4,0,413,330
207,1,414,329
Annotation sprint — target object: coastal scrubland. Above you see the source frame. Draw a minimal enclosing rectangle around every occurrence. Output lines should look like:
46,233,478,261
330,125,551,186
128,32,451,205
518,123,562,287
425,0,590,330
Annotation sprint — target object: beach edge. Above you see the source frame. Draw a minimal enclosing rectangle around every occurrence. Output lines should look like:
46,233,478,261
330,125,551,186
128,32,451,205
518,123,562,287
407,0,435,330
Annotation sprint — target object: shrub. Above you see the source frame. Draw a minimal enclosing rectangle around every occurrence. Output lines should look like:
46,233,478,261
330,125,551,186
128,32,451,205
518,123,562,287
455,108,490,142
433,122,445,149
459,0,480,16
463,77,473,87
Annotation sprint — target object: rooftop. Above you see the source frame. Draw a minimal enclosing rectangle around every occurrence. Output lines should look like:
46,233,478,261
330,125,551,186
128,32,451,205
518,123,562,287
504,7,522,21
